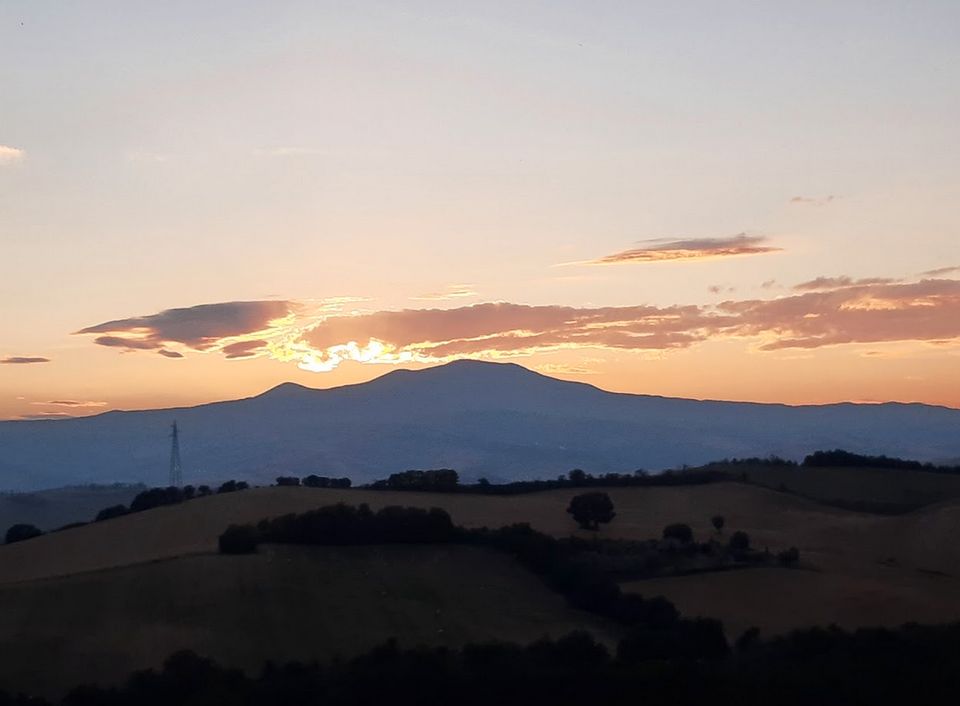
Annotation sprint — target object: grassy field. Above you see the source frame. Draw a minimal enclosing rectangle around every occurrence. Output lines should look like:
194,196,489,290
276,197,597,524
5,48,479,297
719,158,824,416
740,464,960,511
3,479,960,695
0,544,619,698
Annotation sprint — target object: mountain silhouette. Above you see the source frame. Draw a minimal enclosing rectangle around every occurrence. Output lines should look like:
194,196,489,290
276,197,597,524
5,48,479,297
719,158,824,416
1,360,958,490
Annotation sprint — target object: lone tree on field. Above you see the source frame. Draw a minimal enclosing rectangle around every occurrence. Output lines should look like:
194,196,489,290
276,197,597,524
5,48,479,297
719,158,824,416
711,515,725,535
567,492,616,531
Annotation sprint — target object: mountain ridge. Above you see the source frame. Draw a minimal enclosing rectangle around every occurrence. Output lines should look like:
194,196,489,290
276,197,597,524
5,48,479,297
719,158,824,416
1,360,958,490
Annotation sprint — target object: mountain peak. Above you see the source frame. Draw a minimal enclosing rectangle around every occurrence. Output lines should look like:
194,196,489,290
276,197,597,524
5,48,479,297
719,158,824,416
258,381,314,398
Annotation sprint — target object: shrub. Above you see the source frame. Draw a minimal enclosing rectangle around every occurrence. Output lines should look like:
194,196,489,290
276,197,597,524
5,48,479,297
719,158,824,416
618,617,728,662
5,523,42,544
777,546,800,565
95,504,129,522
662,523,694,543
218,524,259,554
276,476,301,487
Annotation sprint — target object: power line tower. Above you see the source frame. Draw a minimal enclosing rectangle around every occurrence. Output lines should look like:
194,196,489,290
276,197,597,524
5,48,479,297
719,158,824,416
169,421,183,488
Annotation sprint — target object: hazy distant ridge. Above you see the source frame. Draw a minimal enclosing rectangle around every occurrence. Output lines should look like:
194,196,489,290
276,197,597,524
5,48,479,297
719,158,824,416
0,361,957,490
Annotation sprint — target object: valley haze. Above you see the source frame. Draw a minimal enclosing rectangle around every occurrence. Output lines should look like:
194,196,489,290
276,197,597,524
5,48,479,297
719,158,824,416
1,361,957,491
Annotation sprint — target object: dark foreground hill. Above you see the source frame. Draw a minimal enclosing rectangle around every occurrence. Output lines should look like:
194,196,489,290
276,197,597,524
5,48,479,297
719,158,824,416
1,360,958,489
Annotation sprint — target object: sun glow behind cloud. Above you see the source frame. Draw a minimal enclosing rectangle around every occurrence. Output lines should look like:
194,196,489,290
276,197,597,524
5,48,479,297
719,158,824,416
71,271,960,380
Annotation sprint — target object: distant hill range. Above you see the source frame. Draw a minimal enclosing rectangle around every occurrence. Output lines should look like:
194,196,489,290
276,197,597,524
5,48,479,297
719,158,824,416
1,360,958,490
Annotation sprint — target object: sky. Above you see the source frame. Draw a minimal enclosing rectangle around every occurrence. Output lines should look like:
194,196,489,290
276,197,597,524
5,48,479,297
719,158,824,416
1,1,959,420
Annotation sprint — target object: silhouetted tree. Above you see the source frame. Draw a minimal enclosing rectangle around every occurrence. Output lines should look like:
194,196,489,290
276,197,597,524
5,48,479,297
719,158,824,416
662,523,693,543
729,530,750,554
711,515,725,535
217,480,237,494
735,626,761,652
566,492,615,530
568,469,587,485
275,476,300,487
5,523,42,544
196,485,212,496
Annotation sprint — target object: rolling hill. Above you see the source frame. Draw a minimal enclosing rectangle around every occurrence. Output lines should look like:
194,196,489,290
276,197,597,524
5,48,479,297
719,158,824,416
1,360,958,490
5,483,960,696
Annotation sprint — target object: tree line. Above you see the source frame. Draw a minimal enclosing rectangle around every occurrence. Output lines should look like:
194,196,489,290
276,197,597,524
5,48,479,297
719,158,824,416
3,480,252,546
0,622,950,705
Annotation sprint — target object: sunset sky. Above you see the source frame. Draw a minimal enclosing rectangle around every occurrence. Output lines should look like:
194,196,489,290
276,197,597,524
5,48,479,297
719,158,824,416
2,1,959,420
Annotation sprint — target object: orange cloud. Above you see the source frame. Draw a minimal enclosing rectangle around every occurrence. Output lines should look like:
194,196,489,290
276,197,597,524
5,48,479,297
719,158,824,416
32,400,107,408
722,279,960,350
76,277,960,372
1,356,50,364
590,234,781,264
221,339,268,360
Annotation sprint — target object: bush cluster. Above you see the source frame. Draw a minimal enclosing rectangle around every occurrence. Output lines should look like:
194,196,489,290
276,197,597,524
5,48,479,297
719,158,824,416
4,523,43,545
369,469,459,491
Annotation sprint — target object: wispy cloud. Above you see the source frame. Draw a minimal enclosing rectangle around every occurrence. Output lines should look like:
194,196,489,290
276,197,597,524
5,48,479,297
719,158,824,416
0,145,25,164
587,234,781,265
19,412,73,420
1,356,50,364
921,266,960,277
793,276,899,291
157,349,184,359
77,301,296,356
412,284,478,301
790,195,838,206
32,400,107,408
